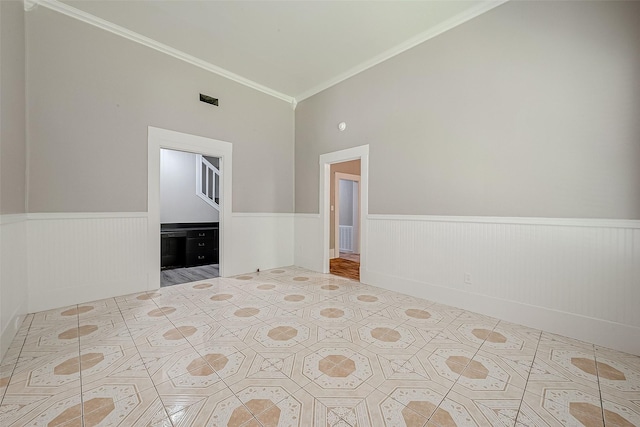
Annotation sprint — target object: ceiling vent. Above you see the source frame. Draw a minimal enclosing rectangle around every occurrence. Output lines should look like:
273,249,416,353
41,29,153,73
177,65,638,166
200,94,219,106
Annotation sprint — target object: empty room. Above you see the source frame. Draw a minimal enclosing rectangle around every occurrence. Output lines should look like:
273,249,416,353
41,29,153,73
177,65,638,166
1,1,638,426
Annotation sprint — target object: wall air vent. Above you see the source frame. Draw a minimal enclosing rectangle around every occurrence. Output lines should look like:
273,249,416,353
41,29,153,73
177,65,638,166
199,94,219,106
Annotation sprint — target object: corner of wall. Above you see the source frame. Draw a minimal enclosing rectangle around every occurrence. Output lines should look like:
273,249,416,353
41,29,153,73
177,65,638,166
0,216,29,360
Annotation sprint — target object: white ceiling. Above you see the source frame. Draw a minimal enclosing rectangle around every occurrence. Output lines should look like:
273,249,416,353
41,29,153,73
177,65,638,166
57,0,505,102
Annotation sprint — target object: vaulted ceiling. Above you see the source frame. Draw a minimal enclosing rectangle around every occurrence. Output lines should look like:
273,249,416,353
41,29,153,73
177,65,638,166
54,1,506,102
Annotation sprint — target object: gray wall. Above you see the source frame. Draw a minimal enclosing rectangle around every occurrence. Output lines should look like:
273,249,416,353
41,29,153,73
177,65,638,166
26,7,294,213
1,0,26,215
0,0,28,361
329,160,360,250
160,149,219,223
295,1,640,219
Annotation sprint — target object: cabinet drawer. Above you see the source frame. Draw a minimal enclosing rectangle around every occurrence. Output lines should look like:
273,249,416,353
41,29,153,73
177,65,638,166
186,229,216,239
186,237,214,252
186,252,215,267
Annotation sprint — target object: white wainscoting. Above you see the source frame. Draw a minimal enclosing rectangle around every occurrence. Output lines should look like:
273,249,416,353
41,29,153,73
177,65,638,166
228,213,294,276
17,211,640,355
294,213,640,355
0,215,29,359
364,215,640,355
27,213,149,313
24,212,294,314
294,214,324,272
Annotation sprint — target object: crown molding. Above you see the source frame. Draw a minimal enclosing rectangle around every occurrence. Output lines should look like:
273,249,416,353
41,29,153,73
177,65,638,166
27,0,295,106
24,0,41,11
26,0,509,107
295,0,509,102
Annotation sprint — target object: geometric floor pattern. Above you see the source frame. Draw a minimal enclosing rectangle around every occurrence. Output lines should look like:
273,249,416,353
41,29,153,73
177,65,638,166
1,266,639,426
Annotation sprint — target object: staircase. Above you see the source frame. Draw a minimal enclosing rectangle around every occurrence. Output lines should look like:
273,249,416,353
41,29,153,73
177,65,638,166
196,155,220,211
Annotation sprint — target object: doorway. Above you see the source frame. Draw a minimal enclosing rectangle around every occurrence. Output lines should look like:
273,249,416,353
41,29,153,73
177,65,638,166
319,145,369,281
159,149,221,287
330,167,361,280
147,127,232,291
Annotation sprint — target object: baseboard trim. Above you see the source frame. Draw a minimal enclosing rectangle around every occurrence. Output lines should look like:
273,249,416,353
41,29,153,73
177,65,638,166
294,257,323,274
28,275,148,314
362,268,640,356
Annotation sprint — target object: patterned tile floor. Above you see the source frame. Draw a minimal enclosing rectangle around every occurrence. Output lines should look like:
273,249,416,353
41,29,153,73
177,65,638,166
1,267,639,427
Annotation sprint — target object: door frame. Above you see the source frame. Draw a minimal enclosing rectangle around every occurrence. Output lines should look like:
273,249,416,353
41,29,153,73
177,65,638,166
334,172,361,257
319,145,369,274
147,126,232,289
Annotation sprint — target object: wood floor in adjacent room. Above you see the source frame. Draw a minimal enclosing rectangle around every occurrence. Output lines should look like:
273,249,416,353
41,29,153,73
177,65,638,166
330,252,360,281
330,257,360,281
1,266,639,426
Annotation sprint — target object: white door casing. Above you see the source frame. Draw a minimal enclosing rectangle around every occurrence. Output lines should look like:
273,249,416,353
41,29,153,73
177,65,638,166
319,145,369,274
148,127,232,288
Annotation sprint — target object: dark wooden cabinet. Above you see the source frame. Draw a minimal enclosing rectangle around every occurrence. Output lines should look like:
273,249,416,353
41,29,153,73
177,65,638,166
161,222,218,269
161,234,185,268
186,228,218,267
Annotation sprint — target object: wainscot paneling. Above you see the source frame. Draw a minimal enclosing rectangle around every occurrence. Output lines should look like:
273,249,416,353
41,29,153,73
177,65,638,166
0,215,29,359
294,214,324,273
27,213,149,313
228,213,294,276
362,215,640,355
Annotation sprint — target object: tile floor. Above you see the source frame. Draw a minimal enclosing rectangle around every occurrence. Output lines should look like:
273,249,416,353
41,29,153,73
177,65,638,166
1,266,639,426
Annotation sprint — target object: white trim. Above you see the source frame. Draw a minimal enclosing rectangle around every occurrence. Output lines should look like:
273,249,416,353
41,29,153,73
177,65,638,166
232,213,295,218
228,214,294,276
293,214,324,272
368,214,640,229
293,213,320,219
0,214,28,225
23,0,40,11
26,0,508,106
334,172,361,256
319,145,369,274
27,212,148,220
27,215,148,313
148,127,232,288
295,0,509,101
31,0,294,105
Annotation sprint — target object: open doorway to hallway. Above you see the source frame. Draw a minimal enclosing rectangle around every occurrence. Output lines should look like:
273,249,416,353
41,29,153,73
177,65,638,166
329,160,361,281
159,148,221,287
148,127,232,291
